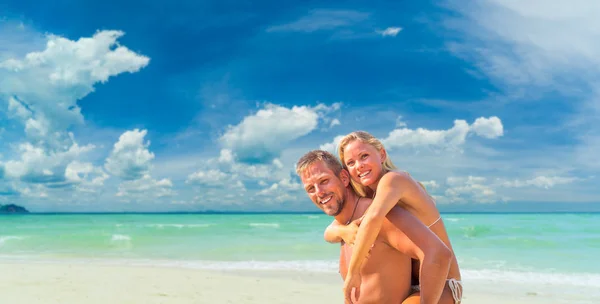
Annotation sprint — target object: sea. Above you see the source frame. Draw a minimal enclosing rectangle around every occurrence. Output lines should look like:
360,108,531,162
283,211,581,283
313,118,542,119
1,212,599,302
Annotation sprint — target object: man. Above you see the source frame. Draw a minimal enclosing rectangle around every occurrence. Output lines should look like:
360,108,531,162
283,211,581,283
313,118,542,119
296,150,453,304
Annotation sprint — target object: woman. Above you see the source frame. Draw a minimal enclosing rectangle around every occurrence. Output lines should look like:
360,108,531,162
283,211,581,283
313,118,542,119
325,131,462,304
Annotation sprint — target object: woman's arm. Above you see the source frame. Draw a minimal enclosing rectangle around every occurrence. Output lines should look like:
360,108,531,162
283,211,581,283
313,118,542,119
324,219,344,243
343,173,408,303
346,173,407,275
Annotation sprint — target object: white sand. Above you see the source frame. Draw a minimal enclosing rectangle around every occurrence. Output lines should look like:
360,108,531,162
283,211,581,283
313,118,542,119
0,261,591,304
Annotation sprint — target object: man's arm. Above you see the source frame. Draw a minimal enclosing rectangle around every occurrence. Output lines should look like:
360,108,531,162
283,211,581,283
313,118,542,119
382,206,452,304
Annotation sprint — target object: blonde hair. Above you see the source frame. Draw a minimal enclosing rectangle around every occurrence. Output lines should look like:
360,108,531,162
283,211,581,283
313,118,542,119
337,131,429,198
296,150,343,177
337,131,397,197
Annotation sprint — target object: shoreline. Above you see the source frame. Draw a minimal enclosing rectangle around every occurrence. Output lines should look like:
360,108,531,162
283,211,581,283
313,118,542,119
1,260,596,304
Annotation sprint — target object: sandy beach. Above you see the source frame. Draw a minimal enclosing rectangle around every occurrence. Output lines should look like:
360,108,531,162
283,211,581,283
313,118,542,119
1,261,585,304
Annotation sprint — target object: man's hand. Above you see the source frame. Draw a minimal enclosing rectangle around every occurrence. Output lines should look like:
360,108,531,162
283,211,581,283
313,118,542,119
343,271,362,304
342,217,362,245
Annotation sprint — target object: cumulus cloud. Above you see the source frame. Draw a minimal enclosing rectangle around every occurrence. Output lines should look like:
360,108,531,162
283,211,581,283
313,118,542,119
442,176,499,204
185,169,246,192
319,135,345,155
382,116,503,151
256,174,304,204
219,103,341,163
2,139,95,187
470,116,504,138
65,161,109,188
0,30,150,147
116,174,174,198
0,182,19,196
105,129,155,180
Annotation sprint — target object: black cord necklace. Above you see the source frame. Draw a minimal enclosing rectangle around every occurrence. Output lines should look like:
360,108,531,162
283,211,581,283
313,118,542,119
345,196,361,225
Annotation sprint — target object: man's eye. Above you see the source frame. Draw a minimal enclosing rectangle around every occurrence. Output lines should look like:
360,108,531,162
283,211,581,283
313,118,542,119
321,179,328,184
361,154,368,159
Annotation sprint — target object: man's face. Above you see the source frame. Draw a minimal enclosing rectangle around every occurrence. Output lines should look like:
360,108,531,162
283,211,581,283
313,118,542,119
300,161,348,216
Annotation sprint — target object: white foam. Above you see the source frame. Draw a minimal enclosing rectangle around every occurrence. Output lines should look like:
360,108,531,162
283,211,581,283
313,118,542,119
463,268,600,288
249,223,280,228
111,234,131,241
143,223,213,229
0,236,25,247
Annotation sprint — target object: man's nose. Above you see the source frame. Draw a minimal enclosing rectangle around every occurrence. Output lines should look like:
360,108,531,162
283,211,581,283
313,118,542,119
315,184,325,196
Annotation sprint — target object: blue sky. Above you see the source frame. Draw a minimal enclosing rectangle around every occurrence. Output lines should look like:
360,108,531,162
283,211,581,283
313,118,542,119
1,1,599,212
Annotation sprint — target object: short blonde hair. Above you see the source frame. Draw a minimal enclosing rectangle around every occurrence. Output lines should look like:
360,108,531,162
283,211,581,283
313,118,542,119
296,150,343,177
337,131,396,197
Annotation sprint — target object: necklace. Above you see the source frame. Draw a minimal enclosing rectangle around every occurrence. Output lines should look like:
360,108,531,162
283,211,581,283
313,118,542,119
345,196,361,225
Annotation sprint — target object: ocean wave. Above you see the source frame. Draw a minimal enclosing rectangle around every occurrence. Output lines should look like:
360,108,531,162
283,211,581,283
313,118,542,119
111,234,131,241
143,223,214,229
0,236,26,246
463,269,600,288
248,223,280,228
461,225,493,238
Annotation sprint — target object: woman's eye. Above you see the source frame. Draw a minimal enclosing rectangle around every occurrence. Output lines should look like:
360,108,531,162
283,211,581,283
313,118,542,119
347,161,354,166
361,154,368,159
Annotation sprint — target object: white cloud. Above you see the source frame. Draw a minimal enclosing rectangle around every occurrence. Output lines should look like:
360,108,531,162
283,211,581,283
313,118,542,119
104,129,155,180
186,169,232,187
445,1,600,90
499,175,578,189
0,181,19,197
65,161,109,187
116,174,175,198
257,176,304,204
382,116,503,151
219,103,340,163
379,27,402,37
3,138,95,187
421,180,440,190
396,115,407,128
0,30,150,147
442,176,499,204
470,116,504,138
319,135,345,155
444,1,600,169
329,118,341,128
266,9,370,33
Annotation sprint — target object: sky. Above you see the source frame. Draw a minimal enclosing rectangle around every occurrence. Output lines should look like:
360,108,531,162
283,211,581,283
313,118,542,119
0,0,599,212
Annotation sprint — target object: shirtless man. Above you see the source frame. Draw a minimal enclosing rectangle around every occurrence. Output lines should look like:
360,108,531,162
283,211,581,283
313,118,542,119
296,150,453,304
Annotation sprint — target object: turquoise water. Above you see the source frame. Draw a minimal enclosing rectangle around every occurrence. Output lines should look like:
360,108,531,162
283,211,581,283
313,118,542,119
1,213,599,288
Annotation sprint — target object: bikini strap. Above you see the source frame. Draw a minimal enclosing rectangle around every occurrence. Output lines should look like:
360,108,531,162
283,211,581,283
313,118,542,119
427,216,442,228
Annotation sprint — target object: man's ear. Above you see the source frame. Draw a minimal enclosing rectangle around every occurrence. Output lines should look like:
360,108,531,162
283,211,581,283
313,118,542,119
340,169,351,187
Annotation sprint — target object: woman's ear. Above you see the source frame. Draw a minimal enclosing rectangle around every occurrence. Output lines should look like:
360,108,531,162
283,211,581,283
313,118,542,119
380,148,388,164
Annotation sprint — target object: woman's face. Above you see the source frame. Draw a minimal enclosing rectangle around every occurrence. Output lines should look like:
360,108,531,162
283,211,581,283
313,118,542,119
343,140,385,188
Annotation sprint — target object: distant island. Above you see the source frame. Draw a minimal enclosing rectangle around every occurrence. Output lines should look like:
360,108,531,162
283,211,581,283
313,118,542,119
0,204,29,214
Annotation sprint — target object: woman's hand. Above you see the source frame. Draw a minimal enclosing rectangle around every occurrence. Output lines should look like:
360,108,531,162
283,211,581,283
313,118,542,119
342,217,363,245
343,270,362,303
